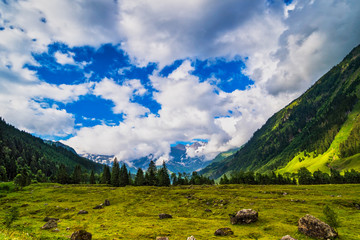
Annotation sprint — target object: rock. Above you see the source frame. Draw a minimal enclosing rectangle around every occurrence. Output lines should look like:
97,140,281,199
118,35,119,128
52,228,60,232
187,236,196,240
78,210,88,214
156,237,169,240
298,214,337,239
70,230,92,240
41,219,58,230
21,204,29,207
93,204,103,209
159,213,172,219
43,216,59,222
104,199,110,206
283,192,288,196
214,228,233,236
230,209,258,224
66,227,71,231
281,235,297,240
205,209,212,212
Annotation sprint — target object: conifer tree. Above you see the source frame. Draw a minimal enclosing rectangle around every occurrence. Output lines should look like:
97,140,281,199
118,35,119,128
111,158,120,187
119,163,129,186
56,164,69,184
72,165,82,184
134,168,145,186
145,160,157,186
157,162,170,186
101,165,111,184
90,170,96,184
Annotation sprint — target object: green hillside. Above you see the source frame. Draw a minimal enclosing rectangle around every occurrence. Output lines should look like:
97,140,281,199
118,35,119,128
0,118,103,181
201,44,360,179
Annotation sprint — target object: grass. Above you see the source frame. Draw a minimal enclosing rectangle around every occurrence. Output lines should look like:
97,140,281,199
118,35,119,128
0,183,360,239
277,101,360,174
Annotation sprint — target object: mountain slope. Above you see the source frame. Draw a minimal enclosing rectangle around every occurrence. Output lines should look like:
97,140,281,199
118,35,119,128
0,118,103,180
201,44,360,179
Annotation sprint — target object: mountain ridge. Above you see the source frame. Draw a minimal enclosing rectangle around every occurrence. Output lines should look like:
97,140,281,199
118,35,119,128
200,44,360,179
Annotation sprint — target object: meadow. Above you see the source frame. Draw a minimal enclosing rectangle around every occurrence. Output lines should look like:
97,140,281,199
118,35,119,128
0,183,360,240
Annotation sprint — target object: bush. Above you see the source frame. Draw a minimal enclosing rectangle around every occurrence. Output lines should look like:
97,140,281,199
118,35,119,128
4,206,19,228
323,205,340,229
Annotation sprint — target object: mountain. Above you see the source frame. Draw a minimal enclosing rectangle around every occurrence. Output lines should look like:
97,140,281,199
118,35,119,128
0,118,103,180
83,142,210,173
201,44,360,179
44,140,77,154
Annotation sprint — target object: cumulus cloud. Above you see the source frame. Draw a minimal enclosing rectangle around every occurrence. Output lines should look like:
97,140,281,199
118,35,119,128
1,0,360,162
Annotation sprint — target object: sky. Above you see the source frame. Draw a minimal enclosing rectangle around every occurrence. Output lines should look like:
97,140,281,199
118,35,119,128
0,0,360,164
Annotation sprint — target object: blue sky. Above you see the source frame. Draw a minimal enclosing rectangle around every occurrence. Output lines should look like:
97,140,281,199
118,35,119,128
0,0,359,163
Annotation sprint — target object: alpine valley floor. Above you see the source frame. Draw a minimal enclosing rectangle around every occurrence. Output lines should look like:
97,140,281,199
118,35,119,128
1,183,360,240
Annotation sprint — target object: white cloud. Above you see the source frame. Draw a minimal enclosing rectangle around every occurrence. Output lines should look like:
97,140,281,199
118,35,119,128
1,0,360,163
54,51,76,65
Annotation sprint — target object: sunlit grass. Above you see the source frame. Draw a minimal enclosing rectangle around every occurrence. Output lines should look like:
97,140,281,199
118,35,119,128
0,183,360,239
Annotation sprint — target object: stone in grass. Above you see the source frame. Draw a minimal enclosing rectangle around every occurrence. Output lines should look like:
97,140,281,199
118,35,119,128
159,213,172,219
41,219,58,230
187,236,196,240
156,237,169,240
93,204,103,209
71,230,92,240
104,199,110,206
205,209,212,212
230,209,258,224
214,228,234,236
43,216,59,222
78,210,88,214
281,235,297,240
52,228,60,232
298,214,337,239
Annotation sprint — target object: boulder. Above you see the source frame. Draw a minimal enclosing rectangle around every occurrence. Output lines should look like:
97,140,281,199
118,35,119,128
93,204,103,209
159,213,172,219
187,236,196,240
70,230,92,240
230,209,258,224
78,210,88,214
41,219,58,230
104,199,110,206
214,228,234,236
281,235,297,240
298,214,337,239
43,216,59,222
205,209,212,212
52,228,60,232
156,237,169,240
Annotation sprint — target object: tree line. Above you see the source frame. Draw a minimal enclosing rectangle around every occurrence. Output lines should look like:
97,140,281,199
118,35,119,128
219,167,360,185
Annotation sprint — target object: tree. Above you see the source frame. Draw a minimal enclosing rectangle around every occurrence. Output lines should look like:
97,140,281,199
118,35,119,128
298,167,313,185
119,163,129,186
157,162,170,187
0,166,8,181
134,168,145,186
101,165,111,184
56,164,69,184
35,169,46,183
171,172,177,185
330,168,343,184
220,174,230,184
145,160,157,186
72,165,82,184
90,170,96,184
111,158,120,187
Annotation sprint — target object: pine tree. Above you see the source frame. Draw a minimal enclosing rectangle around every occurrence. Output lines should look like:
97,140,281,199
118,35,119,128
72,165,82,184
157,162,170,186
101,165,111,184
145,160,157,186
119,163,129,186
56,164,69,184
111,158,120,187
0,166,8,182
90,170,96,184
134,168,145,186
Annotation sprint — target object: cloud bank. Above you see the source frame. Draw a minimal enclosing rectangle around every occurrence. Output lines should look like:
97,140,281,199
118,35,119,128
0,0,359,162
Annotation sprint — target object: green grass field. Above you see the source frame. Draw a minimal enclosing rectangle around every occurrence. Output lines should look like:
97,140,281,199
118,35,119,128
1,183,360,240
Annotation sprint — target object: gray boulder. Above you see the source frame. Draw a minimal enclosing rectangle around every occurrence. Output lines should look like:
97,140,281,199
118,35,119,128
281,235,297,240
43,216,59,222
71,230,92,240
298,214,337,239
41,219,58,230
93,204,103,209
104,199,110,206
159,213,172,219
156,237,169,240
214,228,234,236
230,209,258,224
78,210,88,214
187,236,196,240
